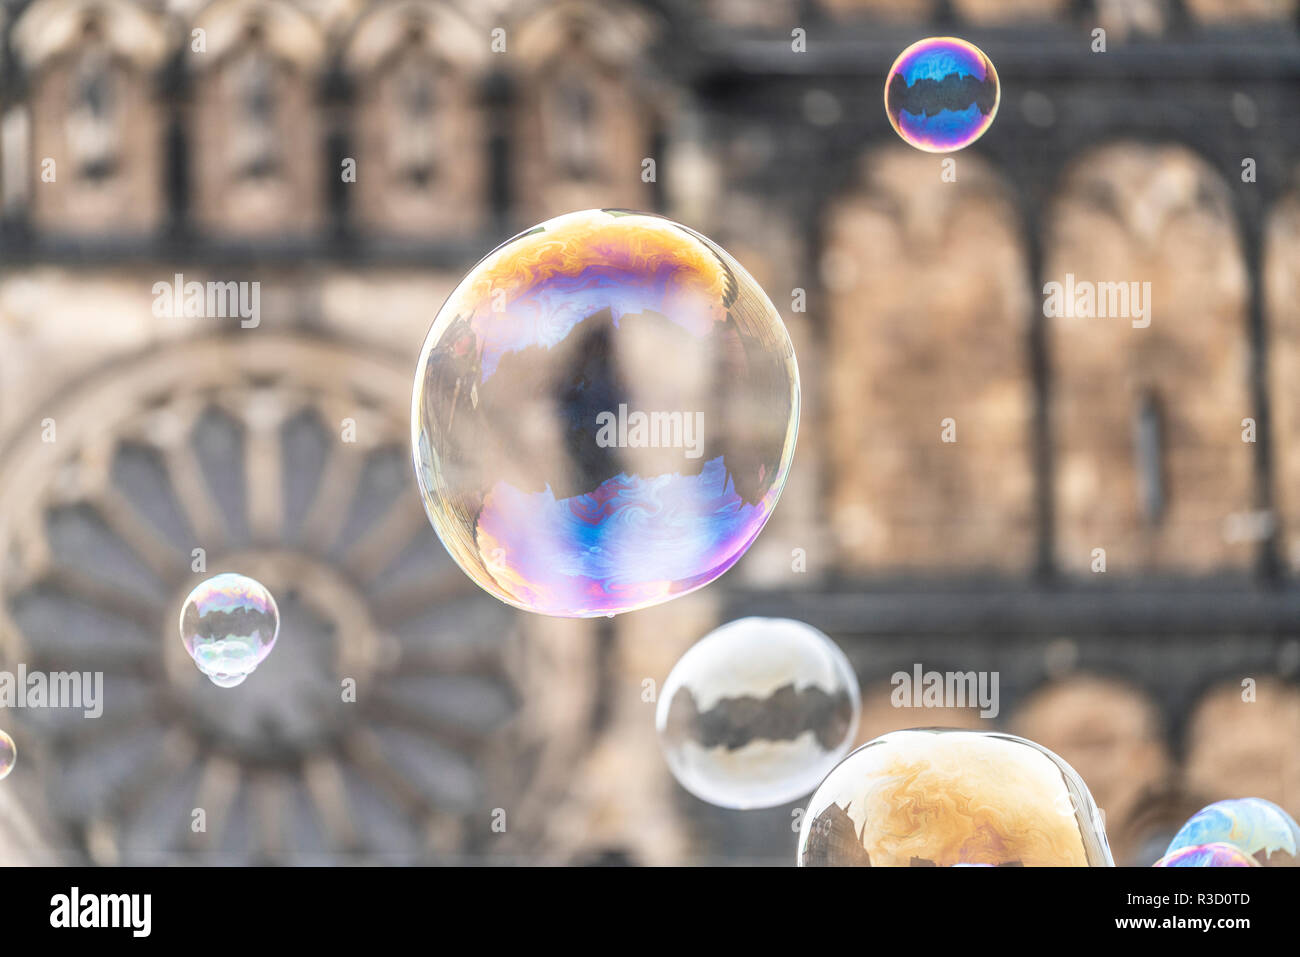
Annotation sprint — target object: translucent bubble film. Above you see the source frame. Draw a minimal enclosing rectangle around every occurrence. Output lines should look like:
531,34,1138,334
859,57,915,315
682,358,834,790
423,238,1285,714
411,209,800,618
798,729,1113,866
1164,798,1300,867
1154,842,1261,868
656,617,860,809
885,37,1000,153
0,729,14,781
178,573,281,689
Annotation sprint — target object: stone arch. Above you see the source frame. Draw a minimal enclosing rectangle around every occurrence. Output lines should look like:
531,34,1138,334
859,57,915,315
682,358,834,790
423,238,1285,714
1045,141,1253,574
821,146,1036,572
1183,678,1300,821
1011,675,1171,863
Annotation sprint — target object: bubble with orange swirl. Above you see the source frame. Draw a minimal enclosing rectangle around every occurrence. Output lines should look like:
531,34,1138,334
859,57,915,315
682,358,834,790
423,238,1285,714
412,209,799,618
798,729,1114,866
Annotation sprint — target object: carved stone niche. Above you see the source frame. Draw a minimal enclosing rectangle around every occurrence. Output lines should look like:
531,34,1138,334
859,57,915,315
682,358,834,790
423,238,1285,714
12,0,169,237
187,0,327,238
342,1,490,239
509,0,660,225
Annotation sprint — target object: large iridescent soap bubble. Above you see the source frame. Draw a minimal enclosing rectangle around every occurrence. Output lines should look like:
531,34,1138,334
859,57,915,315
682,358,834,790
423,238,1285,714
178,573,280,688
885,37,999,153
411,209,800,618
798,728,1113,866
1154,842,1260,868
1164,798,1299,867
0,729,14,781
656,618,859,809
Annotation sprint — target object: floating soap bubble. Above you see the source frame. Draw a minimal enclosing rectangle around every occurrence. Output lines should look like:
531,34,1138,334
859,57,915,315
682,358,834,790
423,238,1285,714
1154,842,1260,868
885,37,999,152
178,573,280,688
798,728,1113,866
1164,798,1299,867
656,617,859,809
0,729,14,780
411,209,800,618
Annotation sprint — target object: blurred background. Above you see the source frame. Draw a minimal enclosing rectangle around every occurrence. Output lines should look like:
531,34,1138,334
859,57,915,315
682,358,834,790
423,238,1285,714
0,0,1298,866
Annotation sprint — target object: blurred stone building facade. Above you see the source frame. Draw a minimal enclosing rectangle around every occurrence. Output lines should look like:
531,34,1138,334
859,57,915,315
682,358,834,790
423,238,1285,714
0,0,1297,865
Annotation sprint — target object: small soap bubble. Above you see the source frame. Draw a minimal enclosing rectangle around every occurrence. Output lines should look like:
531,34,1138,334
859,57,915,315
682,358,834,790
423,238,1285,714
656,617,860,809
885,37,1000,153
178,573,280,689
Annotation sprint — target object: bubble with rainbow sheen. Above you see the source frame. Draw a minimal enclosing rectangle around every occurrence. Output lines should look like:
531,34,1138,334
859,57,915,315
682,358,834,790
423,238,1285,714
0,729,15,780
656,618,859,809
411,209,800,618
1164,797,1300,867
1154,842,1260,868
798,729,1114,867
885,37,999,153
178,573,280,688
